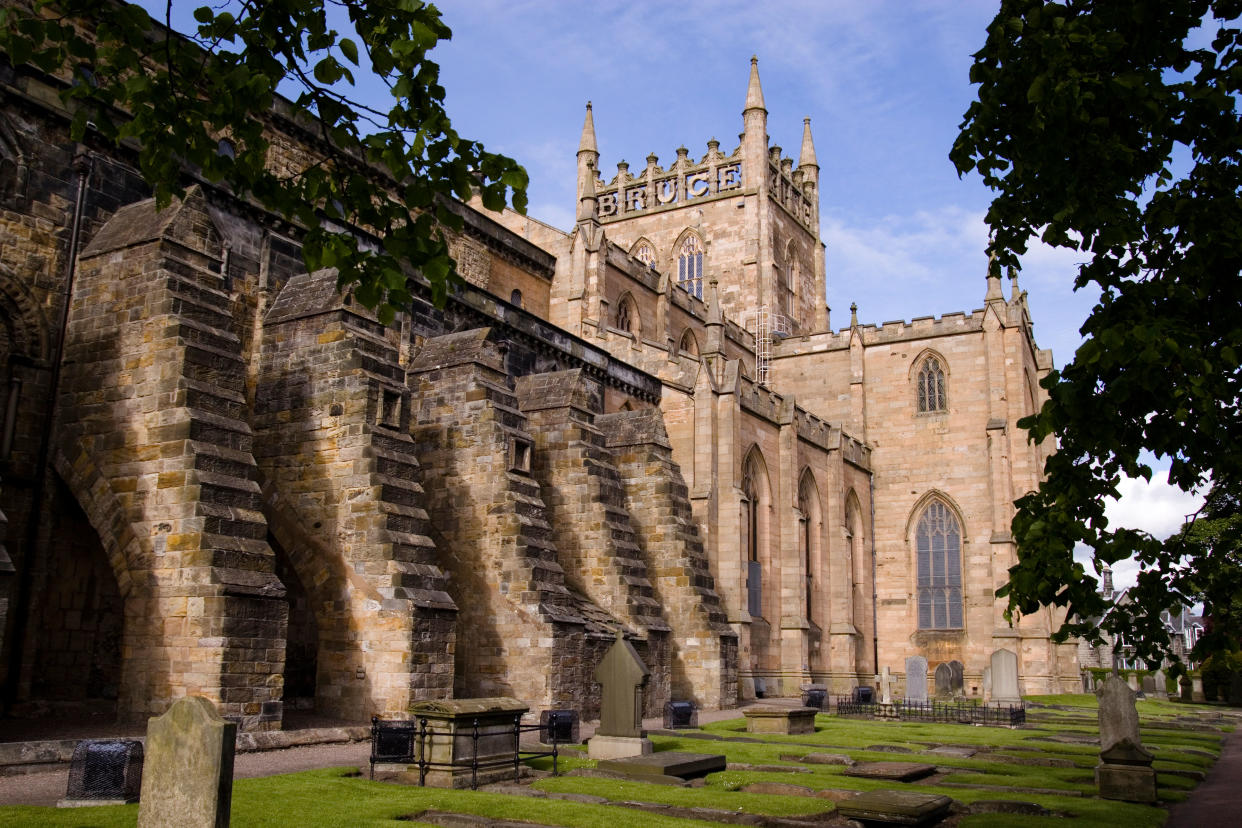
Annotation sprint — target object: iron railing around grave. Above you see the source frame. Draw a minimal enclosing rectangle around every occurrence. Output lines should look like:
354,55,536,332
369,713,561,789
833,697,1026,727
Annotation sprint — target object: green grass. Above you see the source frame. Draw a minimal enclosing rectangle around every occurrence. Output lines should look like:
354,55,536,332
0,700,1229,828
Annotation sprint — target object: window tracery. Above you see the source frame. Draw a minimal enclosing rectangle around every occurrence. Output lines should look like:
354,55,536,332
916,355,946,413
677,235,703,299
916,500,963,630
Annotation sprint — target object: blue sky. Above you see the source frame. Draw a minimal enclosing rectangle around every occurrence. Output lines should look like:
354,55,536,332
141,0,1203,591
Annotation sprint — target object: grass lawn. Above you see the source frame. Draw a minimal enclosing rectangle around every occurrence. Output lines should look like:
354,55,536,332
0,693,1229,828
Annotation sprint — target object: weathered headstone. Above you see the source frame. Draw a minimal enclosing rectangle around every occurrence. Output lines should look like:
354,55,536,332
1152,669,1168,700
934,663,952,697
1180,677,1193,702
1095,674,1157,802
949,660,965,696
588,632,653,760
990,649,1021,704
875,666,896,705
1126,673,1141,694
137,696,236,828
904,656,928,703
1140,673,1156,696
982,665,992,699
1082,671,1093,693
1192,675,1206,702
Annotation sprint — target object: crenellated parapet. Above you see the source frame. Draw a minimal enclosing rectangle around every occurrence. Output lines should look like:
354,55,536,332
595,140,745,221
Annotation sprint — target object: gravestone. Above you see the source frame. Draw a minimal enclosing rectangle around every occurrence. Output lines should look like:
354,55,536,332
875,666,896,705
982,665,992,699
1082,671,1093,693
1141,674,1156,696
934,663,952,697
1126,673,1141,694
137,696,236,828
990,649,1021,704
1152,669,1168,700
949,660,965,695
904,656,928,703
743,706,818,735
1180,678,1193,701
843,762,937,782
1096,674,1157,802
837,790,953,825
409,697,529,788
1191,675,1206,702
587,632,653,760
596,751,725,783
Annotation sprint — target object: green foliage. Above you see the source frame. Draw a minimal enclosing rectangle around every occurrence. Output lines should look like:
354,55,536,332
952,0,1242,664
0,0,529,322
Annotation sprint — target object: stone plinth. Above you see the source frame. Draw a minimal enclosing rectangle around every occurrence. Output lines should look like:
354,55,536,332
409,697,528,788
743,706,818,735
588,734,654,760
836,789,953,825
1096,763,1158,803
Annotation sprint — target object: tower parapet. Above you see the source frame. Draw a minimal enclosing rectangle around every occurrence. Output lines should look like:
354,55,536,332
594,142,745,221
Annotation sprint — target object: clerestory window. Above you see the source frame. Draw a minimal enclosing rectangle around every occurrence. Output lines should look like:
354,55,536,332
677,235,704,299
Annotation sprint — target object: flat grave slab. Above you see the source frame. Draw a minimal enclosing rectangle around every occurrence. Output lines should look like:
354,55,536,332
927,745,977,758
782,751,854,765
843,761,938,782
836,789,954,826
595,751,726,781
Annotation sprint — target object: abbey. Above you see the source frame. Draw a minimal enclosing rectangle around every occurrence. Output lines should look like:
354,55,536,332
0,45,1079,731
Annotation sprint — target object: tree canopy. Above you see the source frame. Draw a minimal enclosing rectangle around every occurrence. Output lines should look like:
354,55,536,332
952,0,1242,665
0,0,528,320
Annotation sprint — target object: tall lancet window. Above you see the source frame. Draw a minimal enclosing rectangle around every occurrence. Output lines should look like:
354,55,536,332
678,235,704,299
916,356,946,413
916,500,963,629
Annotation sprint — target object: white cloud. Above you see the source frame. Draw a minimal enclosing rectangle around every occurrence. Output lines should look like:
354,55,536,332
1073,470,1207,592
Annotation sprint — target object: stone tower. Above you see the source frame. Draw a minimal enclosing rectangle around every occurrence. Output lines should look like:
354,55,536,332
577,58,828,337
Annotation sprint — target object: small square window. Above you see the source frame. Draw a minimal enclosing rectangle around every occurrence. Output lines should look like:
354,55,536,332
509,436,532,473
379,389,402,427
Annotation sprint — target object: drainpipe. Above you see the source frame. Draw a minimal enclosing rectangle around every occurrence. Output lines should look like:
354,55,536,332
869,473,879,674
3,147,93,711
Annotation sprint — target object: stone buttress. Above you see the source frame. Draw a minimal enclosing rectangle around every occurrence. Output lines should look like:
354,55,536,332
411,329,627,717
255,267,456,718
513,368,670,715
598,407,739,708
56,188,286,730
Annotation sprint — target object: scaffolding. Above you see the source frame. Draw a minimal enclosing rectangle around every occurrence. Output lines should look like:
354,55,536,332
747,304,789,387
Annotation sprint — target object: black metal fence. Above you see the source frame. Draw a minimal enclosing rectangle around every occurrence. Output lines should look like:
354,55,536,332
369,713,562,789
833,697,1026,727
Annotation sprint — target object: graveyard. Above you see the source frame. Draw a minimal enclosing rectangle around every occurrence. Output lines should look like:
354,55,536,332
0,691,1232,828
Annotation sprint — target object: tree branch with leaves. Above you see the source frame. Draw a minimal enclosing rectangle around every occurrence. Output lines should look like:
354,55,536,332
952,0,1242,666
0,0,529,321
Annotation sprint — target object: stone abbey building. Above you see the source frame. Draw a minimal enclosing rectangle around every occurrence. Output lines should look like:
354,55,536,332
0,40,1081,731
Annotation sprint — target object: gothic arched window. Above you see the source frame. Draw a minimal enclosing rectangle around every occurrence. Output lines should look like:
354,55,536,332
633,240,656,268
678,328,699,359
742,452,763,619
615,295,636,336
677,235,704,299
916,500,963,629
916,355,946,413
